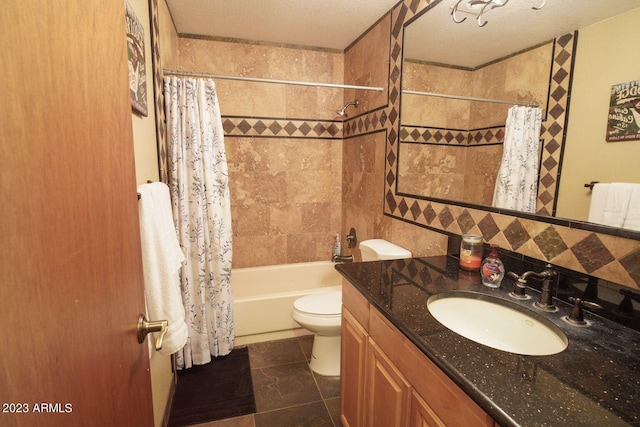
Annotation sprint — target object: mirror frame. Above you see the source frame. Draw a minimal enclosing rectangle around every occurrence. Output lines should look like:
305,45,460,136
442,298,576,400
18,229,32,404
383,0,640,242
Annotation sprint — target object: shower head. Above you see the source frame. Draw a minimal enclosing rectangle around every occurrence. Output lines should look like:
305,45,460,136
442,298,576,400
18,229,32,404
336,100,359,118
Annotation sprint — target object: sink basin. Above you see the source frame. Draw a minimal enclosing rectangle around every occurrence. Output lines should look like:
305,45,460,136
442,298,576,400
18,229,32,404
427,292,568,356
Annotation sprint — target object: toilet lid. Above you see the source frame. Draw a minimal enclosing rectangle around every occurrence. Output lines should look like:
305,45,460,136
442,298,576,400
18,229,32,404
294,291,342,315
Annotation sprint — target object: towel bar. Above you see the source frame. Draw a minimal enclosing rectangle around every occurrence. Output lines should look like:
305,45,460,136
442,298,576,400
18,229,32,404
584,181,599,190
137,180,155,200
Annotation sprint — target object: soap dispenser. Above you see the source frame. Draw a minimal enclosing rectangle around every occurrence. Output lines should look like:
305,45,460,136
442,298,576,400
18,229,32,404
332,233,341,257
481,245,505,288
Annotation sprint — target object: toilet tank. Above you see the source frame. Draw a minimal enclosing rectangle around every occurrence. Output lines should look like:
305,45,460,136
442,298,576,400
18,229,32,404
359,239,412,261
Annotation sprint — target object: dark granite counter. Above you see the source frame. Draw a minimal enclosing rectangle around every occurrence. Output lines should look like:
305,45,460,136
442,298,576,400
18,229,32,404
336,256,640,427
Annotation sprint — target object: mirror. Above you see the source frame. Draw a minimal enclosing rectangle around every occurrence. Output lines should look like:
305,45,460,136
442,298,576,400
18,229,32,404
398,1,640,228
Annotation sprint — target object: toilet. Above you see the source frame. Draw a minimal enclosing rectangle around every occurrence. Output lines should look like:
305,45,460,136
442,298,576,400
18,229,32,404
291,239,412,376
359,238,412,261
292,291,342,376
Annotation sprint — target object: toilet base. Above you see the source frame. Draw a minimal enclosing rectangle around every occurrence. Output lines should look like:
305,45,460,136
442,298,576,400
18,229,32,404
309,334,341,376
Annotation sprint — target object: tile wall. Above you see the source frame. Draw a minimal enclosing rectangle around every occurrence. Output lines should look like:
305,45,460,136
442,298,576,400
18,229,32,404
177,38,345,267
161,0,639,289
341,12,449,259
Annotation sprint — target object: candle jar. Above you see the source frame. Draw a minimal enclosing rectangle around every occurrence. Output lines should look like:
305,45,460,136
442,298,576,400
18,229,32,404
459,234,483,271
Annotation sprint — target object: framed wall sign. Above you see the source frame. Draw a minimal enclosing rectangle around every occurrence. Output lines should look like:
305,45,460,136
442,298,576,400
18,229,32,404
125,1,148,116
606,80,640,142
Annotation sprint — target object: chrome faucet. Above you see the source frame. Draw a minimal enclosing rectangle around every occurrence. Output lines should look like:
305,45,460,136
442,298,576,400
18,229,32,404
508,264,558,311
332,254,354,263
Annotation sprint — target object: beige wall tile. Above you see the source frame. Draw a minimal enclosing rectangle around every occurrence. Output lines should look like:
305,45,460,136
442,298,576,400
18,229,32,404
177,39,345,266
233,235,287,267
344,13,390,112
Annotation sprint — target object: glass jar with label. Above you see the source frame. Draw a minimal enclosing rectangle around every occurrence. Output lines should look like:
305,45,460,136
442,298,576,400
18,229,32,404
459,234,483,271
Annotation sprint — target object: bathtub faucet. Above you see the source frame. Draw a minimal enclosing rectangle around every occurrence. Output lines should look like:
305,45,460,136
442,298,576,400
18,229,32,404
332,254,354,263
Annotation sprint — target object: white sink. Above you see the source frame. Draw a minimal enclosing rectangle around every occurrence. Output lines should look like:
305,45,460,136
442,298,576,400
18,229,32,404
427,292,568,356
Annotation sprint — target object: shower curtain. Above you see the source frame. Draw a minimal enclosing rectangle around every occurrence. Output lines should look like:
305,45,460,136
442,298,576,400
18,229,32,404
164,76,234,369
492,105,543,213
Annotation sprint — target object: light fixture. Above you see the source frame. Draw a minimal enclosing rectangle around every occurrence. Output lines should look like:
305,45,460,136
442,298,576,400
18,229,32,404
451,0,546,27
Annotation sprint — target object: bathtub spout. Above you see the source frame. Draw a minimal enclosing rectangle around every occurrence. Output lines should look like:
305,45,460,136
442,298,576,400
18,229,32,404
332,254,354,263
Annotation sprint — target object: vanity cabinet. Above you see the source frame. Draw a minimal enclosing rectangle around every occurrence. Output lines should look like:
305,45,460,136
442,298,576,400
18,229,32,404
341,279,495,427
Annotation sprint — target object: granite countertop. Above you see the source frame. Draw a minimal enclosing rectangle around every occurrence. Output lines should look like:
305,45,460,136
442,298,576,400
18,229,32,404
336,256,640,427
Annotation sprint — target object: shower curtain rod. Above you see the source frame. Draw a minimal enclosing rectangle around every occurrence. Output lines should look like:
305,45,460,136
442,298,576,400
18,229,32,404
402,90,539,107
163,69,384,92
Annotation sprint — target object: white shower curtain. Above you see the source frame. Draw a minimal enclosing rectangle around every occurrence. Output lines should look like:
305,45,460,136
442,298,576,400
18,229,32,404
164,76,234,369
492,105,543,213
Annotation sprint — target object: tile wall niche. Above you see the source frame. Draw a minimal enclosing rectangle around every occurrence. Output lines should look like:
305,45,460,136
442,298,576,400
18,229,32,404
341,0,640,289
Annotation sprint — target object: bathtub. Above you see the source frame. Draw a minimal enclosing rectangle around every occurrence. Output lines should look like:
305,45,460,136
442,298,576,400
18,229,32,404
232,261,342,345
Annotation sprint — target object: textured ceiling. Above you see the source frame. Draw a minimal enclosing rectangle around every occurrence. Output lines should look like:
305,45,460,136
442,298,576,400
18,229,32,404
165,0,399,51
166,0,640,68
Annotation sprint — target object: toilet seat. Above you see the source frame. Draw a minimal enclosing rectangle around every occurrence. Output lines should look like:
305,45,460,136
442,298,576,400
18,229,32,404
293,291,342,317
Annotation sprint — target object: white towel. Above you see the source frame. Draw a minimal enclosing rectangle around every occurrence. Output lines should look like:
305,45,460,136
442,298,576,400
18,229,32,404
137,182,187,356
588,183,609,224
622,184,640,232
601,183,634,227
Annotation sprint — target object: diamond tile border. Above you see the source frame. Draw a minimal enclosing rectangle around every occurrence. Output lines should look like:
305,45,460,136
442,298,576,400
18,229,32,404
400,125,505,145
221,117,342,139
537,32,575,216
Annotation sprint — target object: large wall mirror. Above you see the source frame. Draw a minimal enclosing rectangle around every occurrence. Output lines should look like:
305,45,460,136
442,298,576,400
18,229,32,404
398,1,640,235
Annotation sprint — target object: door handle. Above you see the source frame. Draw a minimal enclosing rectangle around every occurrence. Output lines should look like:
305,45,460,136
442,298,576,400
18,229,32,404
137,313,168,351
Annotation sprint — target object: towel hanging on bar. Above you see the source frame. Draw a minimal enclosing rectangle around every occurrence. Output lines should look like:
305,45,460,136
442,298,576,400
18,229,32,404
137,180,155,200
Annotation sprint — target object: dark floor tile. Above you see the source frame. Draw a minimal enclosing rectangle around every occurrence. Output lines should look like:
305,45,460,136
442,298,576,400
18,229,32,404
254,401,333,427
248,338,307,369
297,334,314,361
324,397,343,427
251,361,322,412
314,372,341,400
192,414,255,427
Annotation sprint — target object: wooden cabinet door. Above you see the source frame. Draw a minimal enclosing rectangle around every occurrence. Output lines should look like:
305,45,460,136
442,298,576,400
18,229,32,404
410,390,446,427
341,307,368,427
0,1,154,426
365,339,411,427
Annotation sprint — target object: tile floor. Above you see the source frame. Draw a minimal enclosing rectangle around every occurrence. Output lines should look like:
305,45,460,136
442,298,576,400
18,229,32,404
188,335,343,427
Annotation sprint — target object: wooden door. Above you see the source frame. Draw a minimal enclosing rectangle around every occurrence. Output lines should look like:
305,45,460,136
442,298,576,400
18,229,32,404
0,1,154,426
